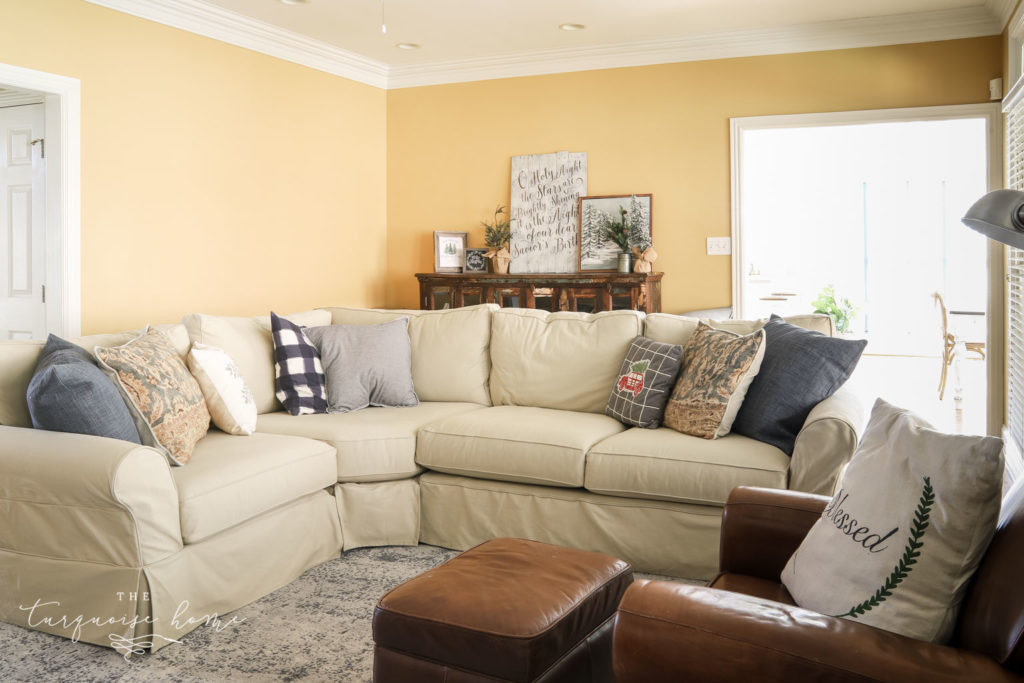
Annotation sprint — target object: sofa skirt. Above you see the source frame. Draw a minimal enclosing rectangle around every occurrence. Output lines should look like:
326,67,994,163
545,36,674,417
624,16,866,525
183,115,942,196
336,480,421,551
0,488,341,653
419,472,722,579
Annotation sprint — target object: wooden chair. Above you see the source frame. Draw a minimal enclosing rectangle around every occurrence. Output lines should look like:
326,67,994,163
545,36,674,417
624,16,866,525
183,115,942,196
933,292,985,400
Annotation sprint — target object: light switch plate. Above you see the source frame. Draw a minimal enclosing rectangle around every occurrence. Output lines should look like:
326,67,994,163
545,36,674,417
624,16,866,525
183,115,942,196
707,237,731,255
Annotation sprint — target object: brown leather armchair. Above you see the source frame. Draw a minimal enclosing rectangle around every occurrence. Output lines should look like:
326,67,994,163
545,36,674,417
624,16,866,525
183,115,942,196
612,484,1024,682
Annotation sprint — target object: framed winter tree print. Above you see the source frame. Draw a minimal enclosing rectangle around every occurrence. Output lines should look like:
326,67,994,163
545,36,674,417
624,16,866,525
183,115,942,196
578,194,653,272
434,231,468,273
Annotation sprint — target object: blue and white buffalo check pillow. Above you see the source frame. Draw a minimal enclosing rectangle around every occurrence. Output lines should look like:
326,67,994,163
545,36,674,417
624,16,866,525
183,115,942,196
271,312,328,415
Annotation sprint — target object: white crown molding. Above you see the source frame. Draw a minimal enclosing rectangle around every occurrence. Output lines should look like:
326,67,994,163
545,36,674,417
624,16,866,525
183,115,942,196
84,2,1001,90
388,7,1003,88
987,0,1018,31
83,0,389,88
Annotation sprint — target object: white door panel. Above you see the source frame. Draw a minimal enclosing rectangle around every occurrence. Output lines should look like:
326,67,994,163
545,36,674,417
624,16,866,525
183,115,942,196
0,103,45,340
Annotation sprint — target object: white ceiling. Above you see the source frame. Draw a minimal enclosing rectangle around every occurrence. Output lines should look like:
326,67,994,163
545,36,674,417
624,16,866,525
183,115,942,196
86,0,1012,88
205,0,989,64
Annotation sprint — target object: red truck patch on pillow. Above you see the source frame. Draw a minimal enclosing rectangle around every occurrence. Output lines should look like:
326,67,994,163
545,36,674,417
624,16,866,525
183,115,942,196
616,360,650,397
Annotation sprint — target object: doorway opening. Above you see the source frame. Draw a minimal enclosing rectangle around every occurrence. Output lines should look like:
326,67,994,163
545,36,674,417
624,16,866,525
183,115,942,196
0,62,81,338
731,105,1002,435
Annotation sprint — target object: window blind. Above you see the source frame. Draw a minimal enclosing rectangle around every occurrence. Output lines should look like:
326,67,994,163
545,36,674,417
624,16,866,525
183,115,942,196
1005,96,1024,480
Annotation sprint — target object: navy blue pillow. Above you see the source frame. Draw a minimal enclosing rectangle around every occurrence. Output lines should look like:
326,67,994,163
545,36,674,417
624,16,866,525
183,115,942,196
26,334,142,443
731,315,866,455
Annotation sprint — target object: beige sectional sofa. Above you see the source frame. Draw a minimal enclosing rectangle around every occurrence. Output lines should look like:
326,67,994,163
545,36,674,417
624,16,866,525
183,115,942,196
0,305,864,653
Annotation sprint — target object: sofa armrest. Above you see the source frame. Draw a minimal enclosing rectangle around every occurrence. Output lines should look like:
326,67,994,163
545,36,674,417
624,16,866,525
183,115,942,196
0,426,182,566
789,385,865,495
718,486,827,580
613,580,1019,683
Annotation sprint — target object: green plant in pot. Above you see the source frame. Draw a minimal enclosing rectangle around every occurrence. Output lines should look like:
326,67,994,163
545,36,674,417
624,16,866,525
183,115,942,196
482,204,512,273
602,207,633,272
812,284,858,334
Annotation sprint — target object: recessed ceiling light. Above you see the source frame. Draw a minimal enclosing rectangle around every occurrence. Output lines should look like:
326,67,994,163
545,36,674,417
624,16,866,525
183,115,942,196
280,0,309,4
395,43,420,50
559,23,585,31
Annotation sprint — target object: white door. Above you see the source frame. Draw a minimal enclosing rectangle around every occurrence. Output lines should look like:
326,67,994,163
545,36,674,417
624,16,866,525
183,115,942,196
0,103,45,340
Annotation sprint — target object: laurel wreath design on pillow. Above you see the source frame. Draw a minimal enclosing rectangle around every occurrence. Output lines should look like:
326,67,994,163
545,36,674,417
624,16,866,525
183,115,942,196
833,477,934,619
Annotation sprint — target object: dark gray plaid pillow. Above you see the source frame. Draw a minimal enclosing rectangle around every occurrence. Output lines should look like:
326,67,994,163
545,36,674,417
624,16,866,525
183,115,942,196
271,312,328,416
605,336,684,428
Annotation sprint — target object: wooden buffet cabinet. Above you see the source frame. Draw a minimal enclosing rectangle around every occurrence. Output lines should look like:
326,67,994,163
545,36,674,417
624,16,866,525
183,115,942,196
415,272,663,313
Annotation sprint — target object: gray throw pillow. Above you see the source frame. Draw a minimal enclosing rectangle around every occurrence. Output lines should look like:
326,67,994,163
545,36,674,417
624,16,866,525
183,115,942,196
26,334,142,443
305,318,419,413
605,336,683,428
731,315,867,455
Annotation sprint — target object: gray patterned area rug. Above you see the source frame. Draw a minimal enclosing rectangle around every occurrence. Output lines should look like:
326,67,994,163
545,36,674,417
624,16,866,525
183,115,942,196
0,545,461,683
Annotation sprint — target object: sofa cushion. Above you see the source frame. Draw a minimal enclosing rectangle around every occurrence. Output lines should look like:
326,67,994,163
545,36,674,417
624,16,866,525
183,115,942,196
417,405,626,487
306,318,419,413
0,324,189,429
490,309,644,414
257,402,484,483
644,313,834,346
27,334,142,443
183,309,332,415
321,305,495,406
171,430,337,544
585,427,790,506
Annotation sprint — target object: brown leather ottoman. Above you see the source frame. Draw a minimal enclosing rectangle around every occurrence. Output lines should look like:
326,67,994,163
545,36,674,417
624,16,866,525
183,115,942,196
372,538,633,682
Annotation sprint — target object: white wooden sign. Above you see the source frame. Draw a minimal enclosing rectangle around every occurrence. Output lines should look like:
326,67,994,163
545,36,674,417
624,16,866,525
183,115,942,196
509,152,587,273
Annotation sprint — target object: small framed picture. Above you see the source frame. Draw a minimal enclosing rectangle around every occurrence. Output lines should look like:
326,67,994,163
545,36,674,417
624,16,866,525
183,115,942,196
578,194,653,272
464,248,489,273
434,231,468,273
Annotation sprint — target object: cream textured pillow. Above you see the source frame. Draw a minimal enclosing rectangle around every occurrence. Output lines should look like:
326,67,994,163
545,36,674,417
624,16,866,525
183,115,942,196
663,322,765,439
95,329,211,466
187,342,257,435
781,399,1004,643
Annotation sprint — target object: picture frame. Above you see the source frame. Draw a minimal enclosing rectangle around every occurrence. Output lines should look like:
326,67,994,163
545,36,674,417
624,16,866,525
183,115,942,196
578,194,653,272
464,247,489,273
434,231,468,273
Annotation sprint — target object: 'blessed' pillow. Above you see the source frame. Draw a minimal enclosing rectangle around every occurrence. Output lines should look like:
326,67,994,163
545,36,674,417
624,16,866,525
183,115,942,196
781,399,1003,643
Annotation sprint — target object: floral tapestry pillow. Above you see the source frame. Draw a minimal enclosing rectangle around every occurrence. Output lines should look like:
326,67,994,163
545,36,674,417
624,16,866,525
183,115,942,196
605,336,684,428
95,328,211,466
781,399,1003,643
663,322,765,439
187,342,257,435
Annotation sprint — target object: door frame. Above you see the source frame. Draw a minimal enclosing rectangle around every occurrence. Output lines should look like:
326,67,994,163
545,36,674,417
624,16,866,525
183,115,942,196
0,62,81,337
729,103,1003,435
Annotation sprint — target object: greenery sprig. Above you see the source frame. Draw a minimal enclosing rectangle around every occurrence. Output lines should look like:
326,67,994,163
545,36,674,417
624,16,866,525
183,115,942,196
832,476,933,619
482,204,511,250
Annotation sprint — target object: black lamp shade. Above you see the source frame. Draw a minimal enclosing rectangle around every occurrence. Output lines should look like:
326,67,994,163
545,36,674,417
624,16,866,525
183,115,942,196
962,189,1024,249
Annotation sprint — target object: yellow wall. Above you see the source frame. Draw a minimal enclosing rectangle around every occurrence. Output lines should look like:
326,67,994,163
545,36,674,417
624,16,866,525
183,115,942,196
1,0,387,333
386,37,1002,312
